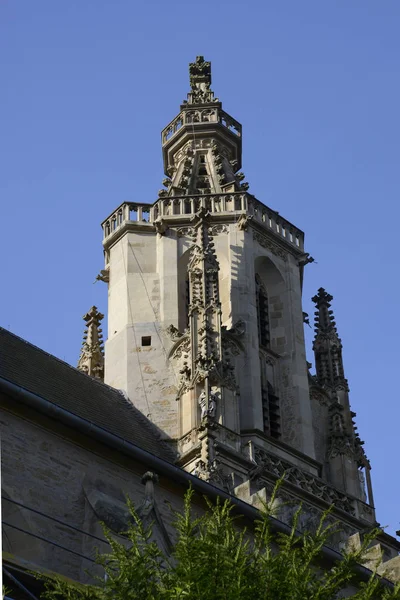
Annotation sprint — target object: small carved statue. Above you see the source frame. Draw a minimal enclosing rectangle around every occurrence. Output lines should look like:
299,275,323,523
208,391,217,418
198,389,217,420
198,390,207,419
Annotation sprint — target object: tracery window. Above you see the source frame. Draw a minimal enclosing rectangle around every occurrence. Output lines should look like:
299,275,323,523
255,274,270,348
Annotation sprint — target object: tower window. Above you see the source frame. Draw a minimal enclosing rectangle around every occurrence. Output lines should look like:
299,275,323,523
262,381,281,439
255,275,270,348
141,336,151,347
198,155,208,176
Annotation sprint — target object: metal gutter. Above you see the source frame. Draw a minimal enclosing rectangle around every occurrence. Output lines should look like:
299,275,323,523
0,375,394,588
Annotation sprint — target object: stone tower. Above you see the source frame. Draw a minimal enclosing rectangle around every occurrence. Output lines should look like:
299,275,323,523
101,57,381,543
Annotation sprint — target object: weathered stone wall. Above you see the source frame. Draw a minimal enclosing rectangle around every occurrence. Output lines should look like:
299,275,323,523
0,400,192,583
105,231,179,438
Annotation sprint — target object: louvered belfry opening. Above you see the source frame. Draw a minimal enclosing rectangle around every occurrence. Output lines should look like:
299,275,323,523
255,274,270,348
267,381,281,439
261,378,281,440
255,274,281,440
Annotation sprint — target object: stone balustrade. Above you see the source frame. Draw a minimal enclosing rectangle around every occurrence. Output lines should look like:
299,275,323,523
162,108,242,144
152,192,247,218
101,193,304,252
247,196,303,250
102,202,153,239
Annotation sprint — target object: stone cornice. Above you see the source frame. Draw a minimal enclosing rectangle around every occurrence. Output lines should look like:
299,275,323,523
102,220,155,251
241,429,322,474
102,210,306,262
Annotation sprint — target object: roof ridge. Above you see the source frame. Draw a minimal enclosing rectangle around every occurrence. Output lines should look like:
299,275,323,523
0,326,120,396
0,373,175,462
117,390,173,445
0,326,177,463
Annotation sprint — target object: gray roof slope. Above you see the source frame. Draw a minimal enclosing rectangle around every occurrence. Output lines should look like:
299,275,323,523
0,327,177,463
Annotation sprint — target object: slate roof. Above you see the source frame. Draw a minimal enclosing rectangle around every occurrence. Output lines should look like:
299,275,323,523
0,327,177,463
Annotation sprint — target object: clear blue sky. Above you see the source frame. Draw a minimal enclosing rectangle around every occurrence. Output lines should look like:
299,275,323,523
1,2,399,535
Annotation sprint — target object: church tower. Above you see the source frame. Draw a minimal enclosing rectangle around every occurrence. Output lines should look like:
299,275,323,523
100,57,383,546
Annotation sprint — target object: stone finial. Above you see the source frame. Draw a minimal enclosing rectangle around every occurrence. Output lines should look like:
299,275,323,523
312,288,338,337
141,471,159,485
188,56,214,103
185,56,218,105
77,306,104,380
190,56,211,89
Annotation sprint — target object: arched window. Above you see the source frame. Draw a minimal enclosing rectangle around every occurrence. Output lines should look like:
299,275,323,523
255,274,270,348
178,249,192,332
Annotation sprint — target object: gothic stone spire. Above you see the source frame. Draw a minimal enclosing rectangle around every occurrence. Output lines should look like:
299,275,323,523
77,306,104,380
312,288,346,389
312,289,371,499
160,57,248,196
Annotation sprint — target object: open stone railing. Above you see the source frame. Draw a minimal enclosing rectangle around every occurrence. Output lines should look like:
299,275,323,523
101,193,304,252
252,445,375,524
162,108,242,144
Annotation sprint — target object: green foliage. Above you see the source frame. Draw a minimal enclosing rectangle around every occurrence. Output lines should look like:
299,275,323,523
38,481,400,600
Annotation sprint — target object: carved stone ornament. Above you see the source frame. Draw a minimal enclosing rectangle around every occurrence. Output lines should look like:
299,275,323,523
208,224,229,236
237,213,253,231
154,218,168,237
253,231,287,261
298,253,315,267
198,390,207,419
221,319,245,359
137,472,173,553
229,319,246,337
198,389,217,420
177,226,196,239
251,446,356,516
83,483,131,534
95,269,109,283
209,460,234,493
309,387,330,407
192,459,210,480
166,324,184,341
184,56,219,105
327,402,355,460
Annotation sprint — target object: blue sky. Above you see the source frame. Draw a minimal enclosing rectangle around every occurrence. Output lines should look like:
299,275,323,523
1,2,399,535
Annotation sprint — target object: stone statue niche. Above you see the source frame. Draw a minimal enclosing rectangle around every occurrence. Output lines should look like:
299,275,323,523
198,387,218,421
